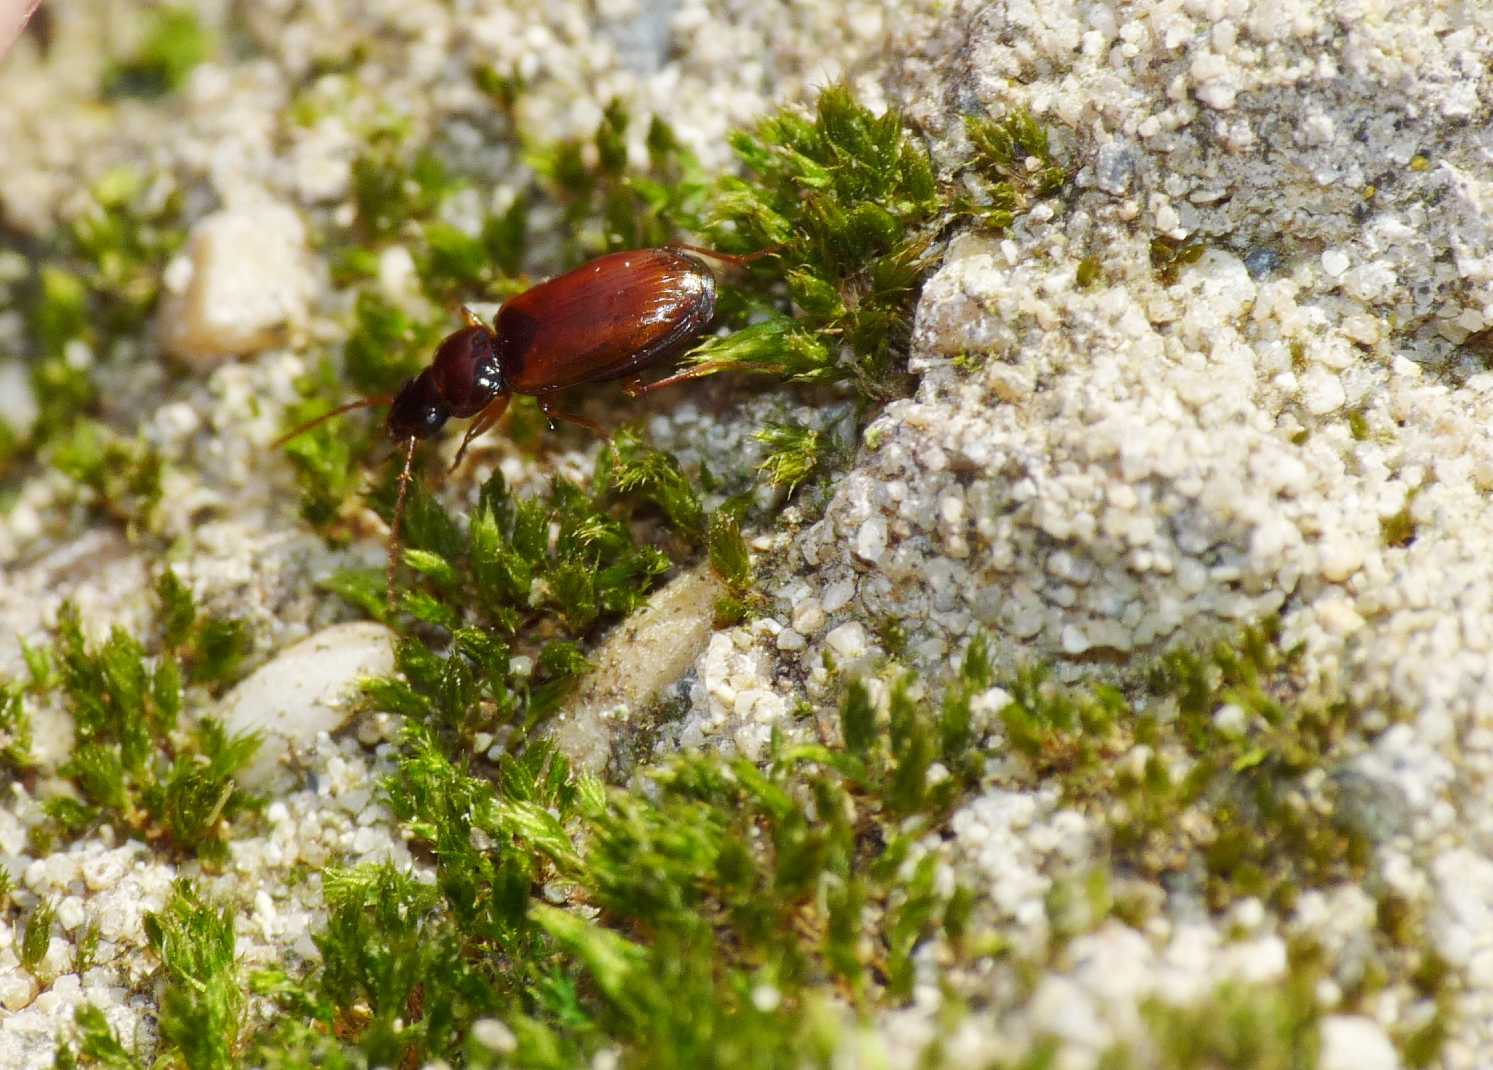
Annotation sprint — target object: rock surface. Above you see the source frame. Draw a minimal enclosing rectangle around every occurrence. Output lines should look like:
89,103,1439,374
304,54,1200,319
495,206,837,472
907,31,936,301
3,0,1493,1066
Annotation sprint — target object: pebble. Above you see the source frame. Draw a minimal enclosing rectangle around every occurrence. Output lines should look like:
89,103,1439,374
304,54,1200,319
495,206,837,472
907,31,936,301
1321,248,1351,278
157,202,315,364
472,1018,517,1054
550,563,725,773
221,622,397,788
1318,1015,1400,1070
854,516,888,564
0,360,38,438
824,622,869,662
0,969,37,1011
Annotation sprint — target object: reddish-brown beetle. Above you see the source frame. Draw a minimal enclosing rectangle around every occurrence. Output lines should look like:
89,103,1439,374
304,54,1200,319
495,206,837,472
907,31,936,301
276,243,771,605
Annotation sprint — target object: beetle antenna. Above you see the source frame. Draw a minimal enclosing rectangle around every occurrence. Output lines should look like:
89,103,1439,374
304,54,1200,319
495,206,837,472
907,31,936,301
666,242,780,267
271,395,393,449
386,435,418,615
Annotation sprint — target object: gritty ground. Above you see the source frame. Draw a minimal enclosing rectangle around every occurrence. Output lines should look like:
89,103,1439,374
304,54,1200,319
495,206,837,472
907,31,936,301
3,1,1493,1068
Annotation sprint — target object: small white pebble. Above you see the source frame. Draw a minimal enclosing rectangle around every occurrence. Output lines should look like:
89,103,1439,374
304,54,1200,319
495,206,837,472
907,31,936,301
854,516,888,564
1213,704,1248,737
1321,248,1350,278
55,896,85,932
821,579,856,613
0,969,38,1011
471,1018,517,1054
1318,1015,1399,1070
1060,624,1090,655
825,622,869,661
751,984,782,1012
158,202,315,364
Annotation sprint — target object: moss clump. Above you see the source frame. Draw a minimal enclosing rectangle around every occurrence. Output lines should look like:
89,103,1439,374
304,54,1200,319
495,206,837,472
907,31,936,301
57,889,247,1068
1101,977,1321,1070
20,898,56,974
351,140,461,244
144,882,245,1070
1380,494,1418,548
705,508,751,586
681,86,939,398
238,638,996,1068
335,430,713,637
999,620,1377,914
1150,235,1208,284
47,419,164,537
962,110,1069,230
30,581,259,860
4,168,184,469
53,1005,135,1070
0,677,34,774
753,420,830,493
531,99,710,265
101,6,214,98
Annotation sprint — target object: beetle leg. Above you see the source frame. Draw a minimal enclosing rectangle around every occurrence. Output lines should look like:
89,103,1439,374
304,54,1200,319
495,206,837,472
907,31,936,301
449,394,512,472
387,435,418,615
538,395,608,438
623,360,730,397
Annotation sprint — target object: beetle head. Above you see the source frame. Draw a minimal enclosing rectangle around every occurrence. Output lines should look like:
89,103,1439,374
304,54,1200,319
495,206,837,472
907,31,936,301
386,369,450,440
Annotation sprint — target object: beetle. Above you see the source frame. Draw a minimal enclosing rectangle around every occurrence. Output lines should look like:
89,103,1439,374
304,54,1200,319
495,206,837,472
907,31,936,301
275,243,772,607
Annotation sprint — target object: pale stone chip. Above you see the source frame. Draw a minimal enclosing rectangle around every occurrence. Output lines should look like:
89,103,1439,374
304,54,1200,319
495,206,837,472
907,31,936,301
157,202,314,364
220,622,396,788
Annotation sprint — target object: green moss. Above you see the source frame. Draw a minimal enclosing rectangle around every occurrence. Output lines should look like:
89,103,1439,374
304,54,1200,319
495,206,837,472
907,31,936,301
0,678,35,773
32,590,260,859
1076,254,1102,288
529,103,709,265
706,511,752,593
6,167,183,469
998,620,1382,914
53,1004,136,1070
1381,491,1418,548
473,64,525,115
596,428,706,536
318,430,721,647
342,290,440,396
236,634,1000,1066
962,110,1069,230
352,143,461,242
67,167,186,334
1044,869,1114,945
143,882,244,1069
102,6,213,98
1100,977,1321,1070
688,86,938,397
753,421,828,492
21,898,55,974
1150,235,1208,284
31,265,88,359
48,419,163,536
